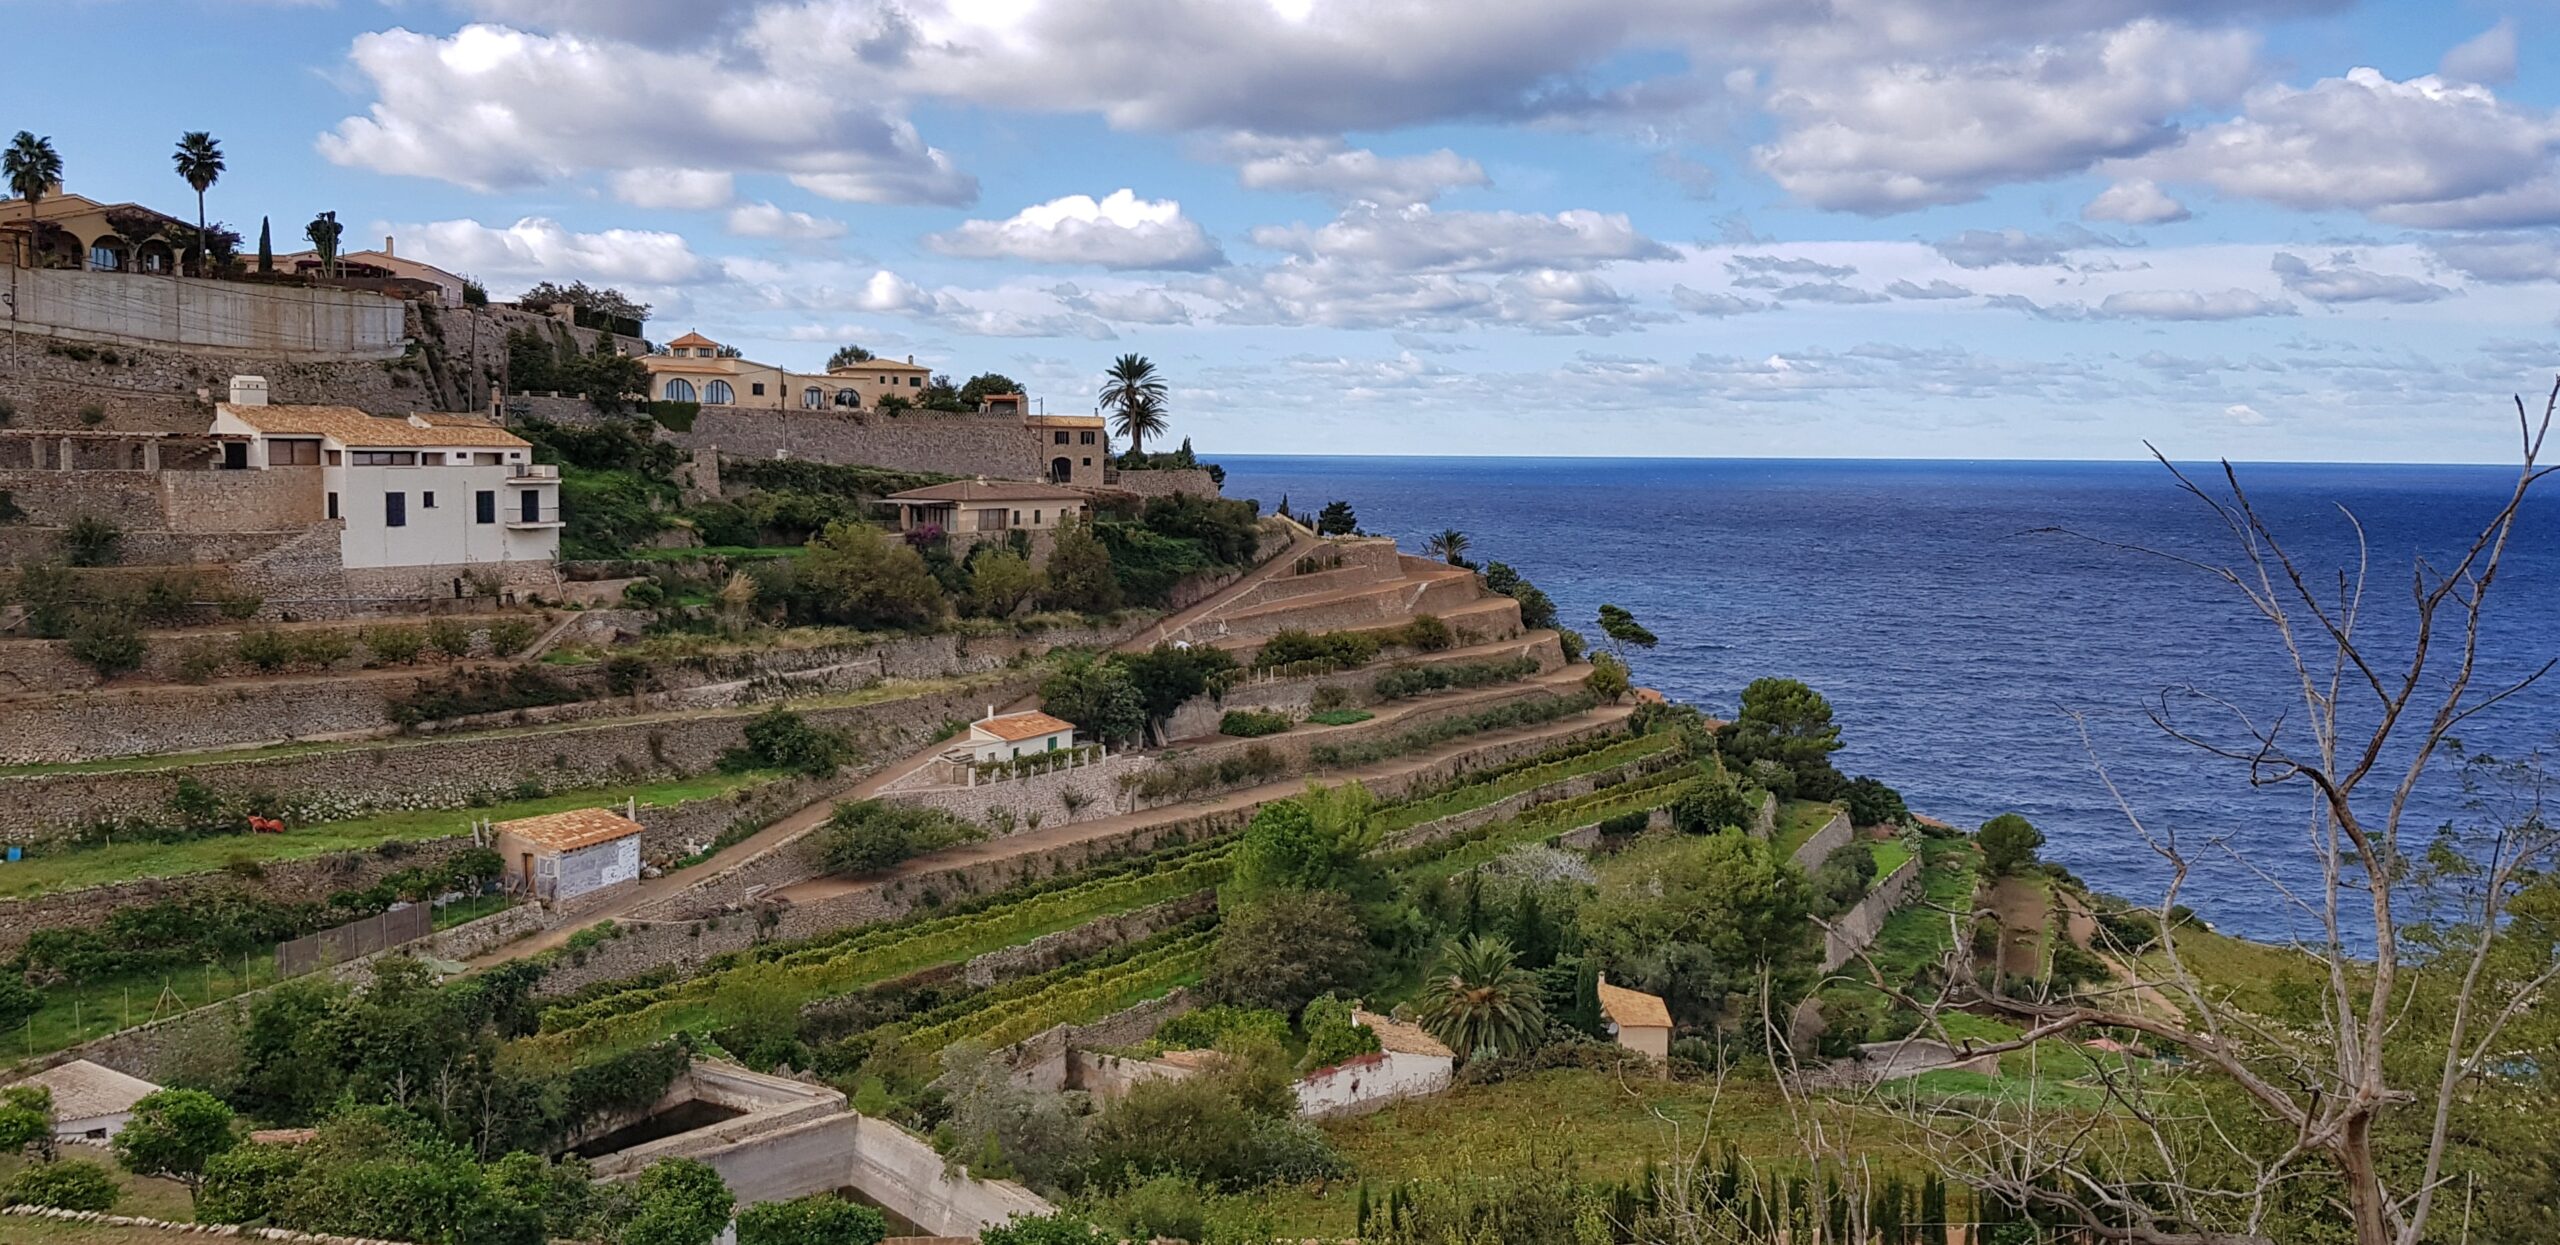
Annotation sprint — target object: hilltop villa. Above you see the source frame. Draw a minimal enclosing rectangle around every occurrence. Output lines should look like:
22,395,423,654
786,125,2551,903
883,478,1092,543
271,234,471,307
0,186,194,272
641,332,932,412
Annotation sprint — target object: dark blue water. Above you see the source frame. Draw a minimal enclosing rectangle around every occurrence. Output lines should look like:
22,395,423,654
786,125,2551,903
1222,456,2560,944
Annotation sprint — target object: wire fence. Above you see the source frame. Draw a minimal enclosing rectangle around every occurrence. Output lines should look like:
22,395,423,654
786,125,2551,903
274,904,432,978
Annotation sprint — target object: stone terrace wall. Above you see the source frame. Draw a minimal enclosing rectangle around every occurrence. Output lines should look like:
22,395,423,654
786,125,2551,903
879,752,1147,832
1789,807,1853,872
1113,468,1222,499
1158,632,1563,740
961,890,1216,987
1823,850,1923,971
507,400,1043,480
1382,747,1684,852
0,669,446,766
0,613,537,696
0,675,1029,841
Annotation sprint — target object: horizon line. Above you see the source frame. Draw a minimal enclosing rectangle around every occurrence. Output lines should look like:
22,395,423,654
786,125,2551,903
1210,450,2535,469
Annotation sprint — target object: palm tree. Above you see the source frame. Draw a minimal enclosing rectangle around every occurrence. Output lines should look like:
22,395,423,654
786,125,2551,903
1110,392,1170,461
1418,934,1546,1060
1425,529,1470,565
172,132,224,275
4,132,64,268
1099,353,1168,455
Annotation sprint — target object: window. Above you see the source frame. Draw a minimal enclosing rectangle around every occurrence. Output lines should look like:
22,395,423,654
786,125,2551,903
473,452,502,465
267,439,320,466
385,492,407,527
834,389,860,409
1033,510,1043,524
1080,431,1096,445
1012,510,1022,525
750,382,766,396
326,449,343,465
1082,457,1092,466
353,450,418,466
803,387,823,409
663,378,696,402
89,244,124,272
704,380,735,405
422,491,437,509
908,376,921,387
1053,431,1070,445
520,490,542,523
327,492,340,520
475,491,496,524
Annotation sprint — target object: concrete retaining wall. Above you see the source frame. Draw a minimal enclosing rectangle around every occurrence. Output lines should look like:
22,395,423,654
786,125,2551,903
1788,807,1852,872
1821,850,1923,971
2,269,406,360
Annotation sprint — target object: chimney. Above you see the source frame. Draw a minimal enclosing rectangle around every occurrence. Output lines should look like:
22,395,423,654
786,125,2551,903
383,235,395,257
906,354,915,364
228,376,269,407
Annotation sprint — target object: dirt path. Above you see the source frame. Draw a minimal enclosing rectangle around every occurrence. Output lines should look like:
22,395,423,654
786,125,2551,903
2053,888,2185,1021
1987,874,2048,980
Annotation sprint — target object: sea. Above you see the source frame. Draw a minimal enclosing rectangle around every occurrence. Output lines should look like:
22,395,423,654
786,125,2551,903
1218,455,2560,946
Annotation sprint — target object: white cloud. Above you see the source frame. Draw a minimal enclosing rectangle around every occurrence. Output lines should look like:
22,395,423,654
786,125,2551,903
2268,252,2453,304
926,190,1224,270
2098,288,2295,320
1672,285,1776,316
1727,254,1857,282
319,24,977,205
1052,283,1197,324
609,167,735,210
1226,135,1489,205
2082,178,2190,224
1886,278,1974,299
2428,233,2560,283
1249,204,1673,274
393,216,716,288
1775,281,1890,304
1754,20,2256,213
2439,18,2518,85
2127,68,2560,228
724,202,847,240
1930,225,2127,268
2223,402,2269,425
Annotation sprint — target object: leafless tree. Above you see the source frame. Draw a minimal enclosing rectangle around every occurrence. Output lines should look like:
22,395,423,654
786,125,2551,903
1831,385,2558,1245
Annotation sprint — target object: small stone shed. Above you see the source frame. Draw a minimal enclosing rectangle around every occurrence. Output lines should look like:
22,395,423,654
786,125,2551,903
1598,975,1674,1061
492,806,644,906
1293,1011,1456,1118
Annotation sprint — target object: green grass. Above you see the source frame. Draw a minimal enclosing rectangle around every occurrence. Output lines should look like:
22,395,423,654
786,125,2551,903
1391,770,1697,886
0,1154,195,1233
1238,1068,1935,1237
1370,731,1674,839
1869,837,1914,880
1306,709,1374,726
0,771,775,901
1772,799,1843,860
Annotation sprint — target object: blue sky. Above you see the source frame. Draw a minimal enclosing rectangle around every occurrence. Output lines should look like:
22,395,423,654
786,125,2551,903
13,0,2560,462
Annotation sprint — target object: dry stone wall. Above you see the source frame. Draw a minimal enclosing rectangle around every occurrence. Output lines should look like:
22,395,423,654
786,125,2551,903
1822,849,1923,971
0,675,1029,841
1788,807,1854,872
1112,468,1222,498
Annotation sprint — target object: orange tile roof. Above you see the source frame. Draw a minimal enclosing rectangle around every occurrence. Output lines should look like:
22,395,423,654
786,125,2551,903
1597,979,1673,1029
665,331,719,348
888,479,1090,504
977,711,1077,742
1355,1010,1454,1059
219,404,529,449
494,807,644,853
1025,414,1106,427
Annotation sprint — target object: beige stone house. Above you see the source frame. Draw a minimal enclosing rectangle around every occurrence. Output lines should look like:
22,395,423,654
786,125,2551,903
1597,975,1673,1061
272,235,471,307
883,478,1091,540
642,332,932,412
1026,413,1109,486
0,188,193,273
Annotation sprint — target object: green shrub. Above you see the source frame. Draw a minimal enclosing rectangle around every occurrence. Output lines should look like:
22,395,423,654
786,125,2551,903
1309,684,1356,713
361,625,426,666
386,666,582,726
177,648,224,684
622,578,669,608
235,628,294,671
215,591,263,621
487,616,540,655
138,571,202,625
1218,708,1293,738
814,800,984,874
68,613,146,676
1253,628,1381,672
1307,709,1373,726
61,515,122,566
427,618,474,658
719,707,850,777
1,1158,121,1211
292,629,354,668
736,1193,887,1245
1371,655,1538,700
1394,614,1454,651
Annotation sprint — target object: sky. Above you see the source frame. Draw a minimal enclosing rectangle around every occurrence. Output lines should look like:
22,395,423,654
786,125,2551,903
12,0,2560,462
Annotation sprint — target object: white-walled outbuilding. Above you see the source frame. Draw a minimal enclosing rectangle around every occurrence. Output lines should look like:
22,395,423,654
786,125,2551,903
11,1059,161,1142
492,807,644,907
1293,1011,1455,1118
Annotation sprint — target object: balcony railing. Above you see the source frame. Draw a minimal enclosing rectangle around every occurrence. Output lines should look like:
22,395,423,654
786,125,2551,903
505,507,564,528
509,463,560,481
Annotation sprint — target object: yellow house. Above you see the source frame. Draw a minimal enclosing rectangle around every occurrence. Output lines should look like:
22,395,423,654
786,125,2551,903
272,235,471,307
0,188,194,273
1596,975,1674,1061
1026,413,1109,486
640,332,933,412
884,478,1092,539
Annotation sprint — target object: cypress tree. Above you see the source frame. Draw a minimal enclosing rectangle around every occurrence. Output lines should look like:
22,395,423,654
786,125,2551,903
255,216,271,273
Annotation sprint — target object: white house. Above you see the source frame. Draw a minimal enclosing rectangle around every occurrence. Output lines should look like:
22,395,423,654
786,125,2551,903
1293,1011,1455,1118
959,708,1079,764
209,376,560,591
10,1060,161,1142
491,806,644,907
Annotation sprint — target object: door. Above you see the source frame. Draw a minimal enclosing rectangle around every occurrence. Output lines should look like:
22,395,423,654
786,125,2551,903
519,489,540,522
1050,457,1072,483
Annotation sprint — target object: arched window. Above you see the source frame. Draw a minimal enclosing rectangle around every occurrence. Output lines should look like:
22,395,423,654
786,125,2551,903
662,378,696,402
704,380,734,405
89,241,127,272
833,389,861,409
802,386,823,410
